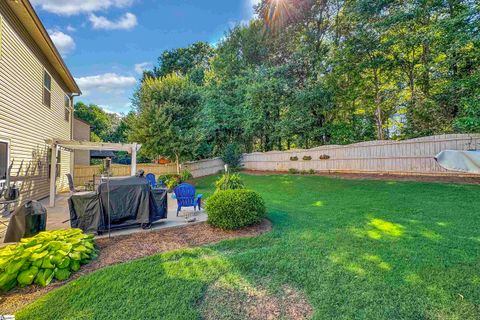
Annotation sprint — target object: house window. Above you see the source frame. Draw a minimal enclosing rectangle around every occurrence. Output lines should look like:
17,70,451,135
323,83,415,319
43,70,51,108
64,95,70,121
0,141,8,182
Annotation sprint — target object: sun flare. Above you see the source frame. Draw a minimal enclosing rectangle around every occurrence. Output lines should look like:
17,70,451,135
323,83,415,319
261,0,295,30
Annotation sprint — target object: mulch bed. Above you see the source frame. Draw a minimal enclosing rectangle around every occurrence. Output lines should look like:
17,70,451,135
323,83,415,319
0,220,272,315
244,170,480,184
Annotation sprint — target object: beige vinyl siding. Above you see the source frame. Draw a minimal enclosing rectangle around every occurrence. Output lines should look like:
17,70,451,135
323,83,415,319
0,2,72,205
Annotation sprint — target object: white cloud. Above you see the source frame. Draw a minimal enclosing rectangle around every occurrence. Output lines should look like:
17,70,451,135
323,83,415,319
99,105,124,116
89,12,137,30
48,30,75,56
31,0,134,16
134,62,152,74
75,73,137,95
66,25,77,32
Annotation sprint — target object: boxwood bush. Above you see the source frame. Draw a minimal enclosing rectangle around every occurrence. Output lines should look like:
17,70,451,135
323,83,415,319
206,189,266,230
0,228,97,292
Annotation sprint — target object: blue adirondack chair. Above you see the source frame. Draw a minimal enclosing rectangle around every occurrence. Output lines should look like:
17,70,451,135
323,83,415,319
173,183,202,216
145,173,158,188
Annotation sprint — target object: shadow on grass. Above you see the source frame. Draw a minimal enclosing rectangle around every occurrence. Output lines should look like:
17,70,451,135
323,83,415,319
16,175,480,320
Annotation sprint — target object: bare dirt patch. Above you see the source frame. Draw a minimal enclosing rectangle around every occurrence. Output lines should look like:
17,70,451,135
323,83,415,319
0,220,272,315
244,170,480,184
200,277,313,320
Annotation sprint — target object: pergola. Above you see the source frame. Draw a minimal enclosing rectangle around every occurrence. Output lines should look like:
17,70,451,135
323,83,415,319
46,139,142,207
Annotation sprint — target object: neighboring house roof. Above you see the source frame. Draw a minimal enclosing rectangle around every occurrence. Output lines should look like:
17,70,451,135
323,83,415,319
90,151,116,159
6,0,81,94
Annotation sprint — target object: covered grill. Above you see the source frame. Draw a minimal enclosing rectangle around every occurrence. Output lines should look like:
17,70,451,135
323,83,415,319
68,176,167,234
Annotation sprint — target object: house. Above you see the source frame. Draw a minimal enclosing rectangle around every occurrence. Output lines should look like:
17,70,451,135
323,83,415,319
73,117,91,166
0,0,81,203
73,117,117,166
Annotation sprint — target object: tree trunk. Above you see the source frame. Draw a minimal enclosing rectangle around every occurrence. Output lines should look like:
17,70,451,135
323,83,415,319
373,68,384,140
421,36,430,97
175,153,180,174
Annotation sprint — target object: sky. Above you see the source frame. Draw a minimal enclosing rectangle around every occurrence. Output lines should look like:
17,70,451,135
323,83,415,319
31,0,260,114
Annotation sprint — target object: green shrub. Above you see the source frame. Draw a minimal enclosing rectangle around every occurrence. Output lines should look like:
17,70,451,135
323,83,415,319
158,174,174,183
0,229,97,292
215,173,245,192
221,143,243,170
180,169,193,182
290,156,299,161
163,170,193,190
308,169,316,174
165,175,181,190
302,156,312,161
206,190,266,230
288,168,299,174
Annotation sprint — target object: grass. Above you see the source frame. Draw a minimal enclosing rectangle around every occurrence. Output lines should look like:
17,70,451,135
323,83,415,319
17,174,480,319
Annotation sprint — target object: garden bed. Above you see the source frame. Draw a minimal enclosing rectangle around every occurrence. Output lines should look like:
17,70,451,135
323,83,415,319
244,170,480,184
0,220,272,314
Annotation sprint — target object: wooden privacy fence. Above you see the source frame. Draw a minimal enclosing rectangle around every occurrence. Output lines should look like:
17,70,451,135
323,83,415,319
183,158,225,178
241,134,480,176
74,134,480,184
73,158,225,186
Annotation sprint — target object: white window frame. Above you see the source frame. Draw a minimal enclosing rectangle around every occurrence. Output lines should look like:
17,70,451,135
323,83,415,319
43,69,52,108
64,94,71,122
0,138,10,184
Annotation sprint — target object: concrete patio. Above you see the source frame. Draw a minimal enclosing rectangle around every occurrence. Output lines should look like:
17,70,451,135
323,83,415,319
40,192,207,238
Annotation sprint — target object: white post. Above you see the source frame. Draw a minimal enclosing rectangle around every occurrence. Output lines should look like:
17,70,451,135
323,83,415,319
70,150,75,181
131,143,137,176
49,144,58,207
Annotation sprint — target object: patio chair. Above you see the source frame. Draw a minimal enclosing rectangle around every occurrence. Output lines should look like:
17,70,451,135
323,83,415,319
66,173,86,193
173,183,202,216
145,173,158,188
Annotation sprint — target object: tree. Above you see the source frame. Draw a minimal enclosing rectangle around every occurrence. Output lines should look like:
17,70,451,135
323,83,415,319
243,67,291,151
153,42,215,85
107,112,136,143
130,74,201,172
131,0,479,160
74,102,113,141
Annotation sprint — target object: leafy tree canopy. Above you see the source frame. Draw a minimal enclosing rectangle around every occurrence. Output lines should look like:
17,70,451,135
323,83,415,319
126,0,479,162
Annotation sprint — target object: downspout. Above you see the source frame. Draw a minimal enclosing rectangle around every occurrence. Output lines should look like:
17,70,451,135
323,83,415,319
70,93,80,180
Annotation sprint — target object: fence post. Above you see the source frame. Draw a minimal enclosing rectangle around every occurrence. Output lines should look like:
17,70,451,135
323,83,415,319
131,143,137,176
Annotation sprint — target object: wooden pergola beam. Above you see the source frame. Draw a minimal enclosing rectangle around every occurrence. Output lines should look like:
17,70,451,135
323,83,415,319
47,139,141,207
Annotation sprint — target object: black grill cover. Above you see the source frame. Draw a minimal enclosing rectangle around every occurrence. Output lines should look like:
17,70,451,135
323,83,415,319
68,192,103,234
151,188,168,220
68,176,167,233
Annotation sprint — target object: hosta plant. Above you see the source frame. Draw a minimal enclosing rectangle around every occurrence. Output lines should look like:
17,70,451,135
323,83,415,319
0,228,97,292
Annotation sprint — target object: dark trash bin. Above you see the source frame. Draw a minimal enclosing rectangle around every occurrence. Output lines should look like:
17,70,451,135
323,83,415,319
4,200,47,243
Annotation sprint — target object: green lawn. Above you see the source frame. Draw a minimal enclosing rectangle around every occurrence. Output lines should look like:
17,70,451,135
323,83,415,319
17,174,480,319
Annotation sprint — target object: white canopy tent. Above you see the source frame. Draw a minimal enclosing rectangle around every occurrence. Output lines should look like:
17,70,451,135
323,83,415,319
46,139,142,207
